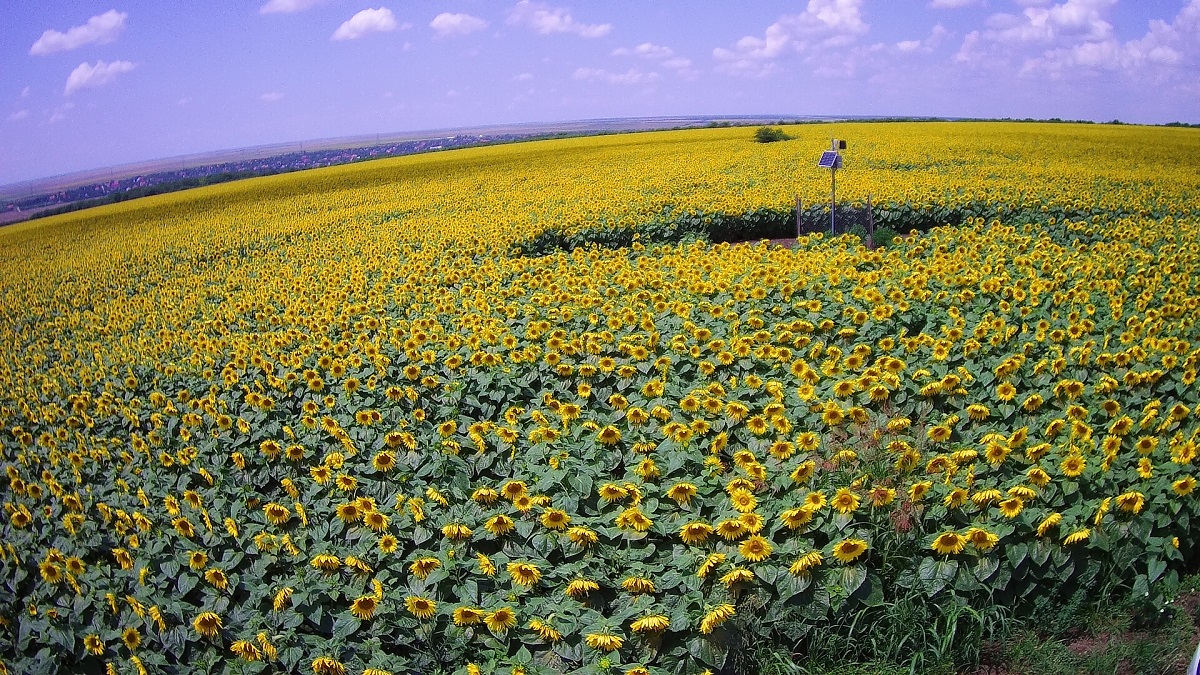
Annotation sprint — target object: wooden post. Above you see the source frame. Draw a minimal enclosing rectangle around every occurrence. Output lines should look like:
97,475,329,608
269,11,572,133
795,195,802,238
867,193,874,249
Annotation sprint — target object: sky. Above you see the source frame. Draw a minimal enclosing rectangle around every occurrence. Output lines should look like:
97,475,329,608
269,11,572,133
2,0,1199,186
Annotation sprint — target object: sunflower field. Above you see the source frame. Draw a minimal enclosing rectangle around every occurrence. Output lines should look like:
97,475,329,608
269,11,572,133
1,122,1200,675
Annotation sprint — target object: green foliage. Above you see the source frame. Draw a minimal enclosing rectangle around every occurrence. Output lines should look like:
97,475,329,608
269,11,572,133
754,127,793,143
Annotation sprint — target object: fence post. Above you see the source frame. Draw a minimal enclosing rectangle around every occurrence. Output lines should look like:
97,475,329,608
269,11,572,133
867,193,874,249
795,195,802,238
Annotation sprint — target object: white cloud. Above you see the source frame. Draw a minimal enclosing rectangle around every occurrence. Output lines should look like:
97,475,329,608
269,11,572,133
260,91,284,102
30,10,127,56
429,12,488,37
8,110,30,122
714,0,869,77
49,102,75,124
21,87,31,98
64,60,135,96
508,1,611,38
928,0,978,8
514,72,534,81
612,43,673,59
332,8,401,41
573,67,659,85
955,0,1199,78
612,42,697,79
260,0,326,14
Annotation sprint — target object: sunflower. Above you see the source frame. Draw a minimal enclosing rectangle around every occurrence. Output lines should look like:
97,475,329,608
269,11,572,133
789,551,823,576
442,523,473,540
378,534,399,554
665,482,698,506
804,490,828,509
273,587,294,612
585,632,624,651
830,487,860,514
868,486,896,507
1173,477,1196,496
372,451,397,472
335,502,361,523
679,522,713,545
122,627,141,651
204,567,229,591
1115,491,1145,514
1036,512,1062,537
567,526,599,546
996,381,1017,402
738,535,773,562
462,554,492,579
453,606,486,626
193,611,222,639
565,578,600,598
832,538,869,564
405,596,437,620
998,498,1024,519
501,480,528,500
729,488,757,513
699,604,736,634
485,514,515,536
720,567,755,587
540,508,571,530
472,487,499,504
931,531,966,556
779,506,815,530
631,614,671,633
263,503,291,526
231,640,262,662
311,656,347,675
908,481,933,501
968,527,999,551
598,483,628,502
715,519,748,541
363,510,389,532
507,561,542,587
350,595,379,620
597,426,622,445
409,557,441,580
615,507,653,532
622,576,656,594
529,618,563,642
1063,528,1091,546
683,550,724,579
485,607,517,633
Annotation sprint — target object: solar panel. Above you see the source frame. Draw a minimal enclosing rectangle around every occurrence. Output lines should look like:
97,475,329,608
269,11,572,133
818,151,840,168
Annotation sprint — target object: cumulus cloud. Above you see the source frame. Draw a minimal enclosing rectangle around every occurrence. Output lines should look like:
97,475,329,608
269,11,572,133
612,42,673,59
49,102,75,124
514,72,534,81
955,0,1198,78
573,67,659,85
8,110,30,122
714,0,869,77
508,1,611,38
612,42,697,78
64,60,135,96
429,12,488,37
928,0,979,8
260,0,326,14
260,91,284,102
30,9,127,56
332,8,401,41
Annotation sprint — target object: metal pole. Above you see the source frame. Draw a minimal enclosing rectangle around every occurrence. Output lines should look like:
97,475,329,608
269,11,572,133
830,138,837,235
867,193,874,248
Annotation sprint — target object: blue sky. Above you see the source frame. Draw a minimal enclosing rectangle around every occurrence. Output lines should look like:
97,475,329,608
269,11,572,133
2,0,1198,185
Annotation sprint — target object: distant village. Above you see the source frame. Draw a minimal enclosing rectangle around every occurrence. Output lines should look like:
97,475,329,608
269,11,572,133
2,133,530,222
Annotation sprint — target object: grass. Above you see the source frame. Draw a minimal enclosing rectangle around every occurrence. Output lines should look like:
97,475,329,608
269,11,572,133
748,575,1200,675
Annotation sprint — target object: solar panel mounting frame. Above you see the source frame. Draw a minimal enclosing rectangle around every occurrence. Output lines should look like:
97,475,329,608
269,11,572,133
818,150,840,168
